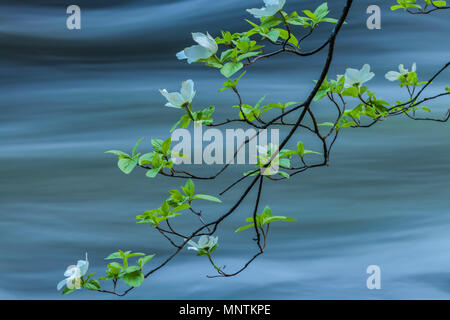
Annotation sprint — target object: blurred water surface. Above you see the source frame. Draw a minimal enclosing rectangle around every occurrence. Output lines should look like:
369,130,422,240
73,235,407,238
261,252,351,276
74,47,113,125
0,0,449,299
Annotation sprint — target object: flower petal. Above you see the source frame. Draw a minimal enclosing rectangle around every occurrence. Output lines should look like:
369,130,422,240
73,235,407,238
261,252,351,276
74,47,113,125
181,79,195,103
64,265,77,277
192,33,217,54
77,260,89,276
399,64,408,75
198,235,208,247
385,71,400,81
187,240,199,248
248,0,285,18
176,50,187,60
205,33,219,54
57,279,67,291
360,71,375,83
160,90,184,108
183,45,212,63
344,68,360,85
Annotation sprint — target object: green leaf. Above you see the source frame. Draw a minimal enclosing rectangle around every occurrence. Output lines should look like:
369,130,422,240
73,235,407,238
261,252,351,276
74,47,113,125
221,62,244,78
263,216,296,224
139,152,155,166
169,189,186,202
287,15,309,26
105,251,122,260
161,201,170,216
391,5,403,10
320,17,338,24
122,270,145,287
62,287,76,295
105,150,129,157
297,141,305,157
161,138,172,155
118,157,138,174
122,266,141,274
151,139,164,153
84,279,101,291
192,194,222,203
237,51,260,62
138,255,155,268
183,179,195,198
260,16,283,28
265,29,280,42
318,122,334,127
171,203,191,213
235,223,255,233
132,138,143,157
342,86,359,97
278,171,290,179
126,252,146,258
146,166,162,178
302,10,317,20
433,1,447,7
108,262,122,269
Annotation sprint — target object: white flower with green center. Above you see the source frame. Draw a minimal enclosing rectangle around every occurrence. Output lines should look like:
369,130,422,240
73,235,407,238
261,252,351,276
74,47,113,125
57,253,89,291
187,235,218,253
176,32,218,64
341,64,375,88
385,63,416,81
159,79,196,109
257,143,280,175
247,0,286,18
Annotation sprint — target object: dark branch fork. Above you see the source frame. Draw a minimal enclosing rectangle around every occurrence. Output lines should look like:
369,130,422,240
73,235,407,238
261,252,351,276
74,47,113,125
406,2,450,14
99,0,450,296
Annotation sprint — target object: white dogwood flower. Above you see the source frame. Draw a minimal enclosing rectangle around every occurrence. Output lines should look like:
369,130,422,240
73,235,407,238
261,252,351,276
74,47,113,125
257,143,280,175
247,0,286,18
341,64,375,88
57,253,89,291
159,79,196,109
187,235,218,253
176,32,218,64
385,63,417,81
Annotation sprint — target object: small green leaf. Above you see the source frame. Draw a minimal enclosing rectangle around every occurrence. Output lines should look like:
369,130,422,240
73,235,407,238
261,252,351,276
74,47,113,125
146,166,162,178
138,255,155,268
265,29,280,42
105,252,122,260
132,138,143,157
62,287,76,295
108,262,122,269
118,157,138,174
318,122,334,127
171,203,191,213
161,138,172,155
192,194,222,203
84,279,101,291
122,266,140,274
342,86,359,97
278,171,290,179
139,152,155,166
221,62,244,78
151,139,164,153
183,179,195,198
122,270,144,287
235,224,255,233
105,150,129,157
302,10,317,20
